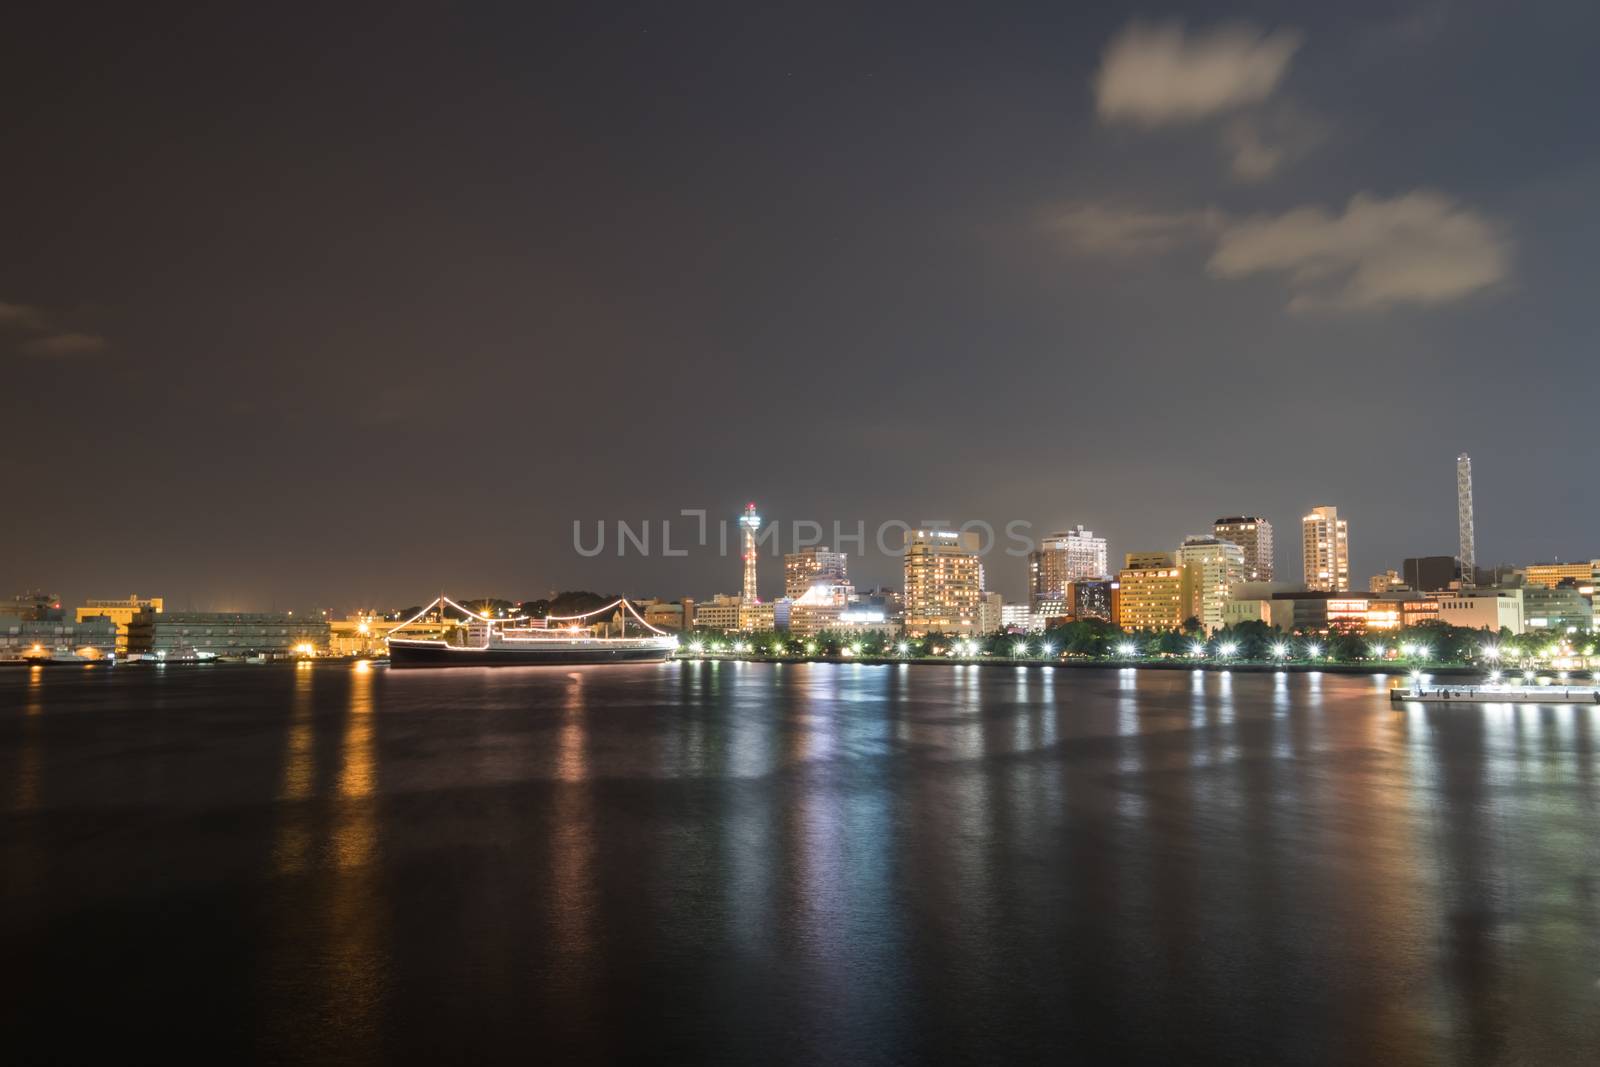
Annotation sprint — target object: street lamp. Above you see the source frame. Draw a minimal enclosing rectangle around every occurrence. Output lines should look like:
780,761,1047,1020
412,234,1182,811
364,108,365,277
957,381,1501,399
1118,641,1138,658
1219,641,1238,659
1271,642,1289,660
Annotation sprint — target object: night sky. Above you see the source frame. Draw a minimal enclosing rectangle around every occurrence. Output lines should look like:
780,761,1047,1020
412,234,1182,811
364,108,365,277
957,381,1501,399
4,2,1596,612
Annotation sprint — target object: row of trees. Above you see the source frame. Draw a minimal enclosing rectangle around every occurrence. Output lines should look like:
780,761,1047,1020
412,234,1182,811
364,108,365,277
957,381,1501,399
682,618,1591,666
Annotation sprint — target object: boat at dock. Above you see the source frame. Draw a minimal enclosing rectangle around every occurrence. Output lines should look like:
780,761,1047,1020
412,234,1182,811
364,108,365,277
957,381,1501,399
1391,683,1600,704
386,596,676,668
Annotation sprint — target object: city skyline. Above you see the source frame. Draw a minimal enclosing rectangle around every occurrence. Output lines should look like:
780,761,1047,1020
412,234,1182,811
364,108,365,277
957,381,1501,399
8,457,1596,613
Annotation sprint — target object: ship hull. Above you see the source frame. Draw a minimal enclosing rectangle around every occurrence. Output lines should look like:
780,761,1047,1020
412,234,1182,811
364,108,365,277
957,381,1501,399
388,639,674,668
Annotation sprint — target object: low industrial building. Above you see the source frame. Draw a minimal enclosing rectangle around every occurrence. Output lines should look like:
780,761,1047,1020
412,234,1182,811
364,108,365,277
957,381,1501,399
0,616,118,660
126,611,330,657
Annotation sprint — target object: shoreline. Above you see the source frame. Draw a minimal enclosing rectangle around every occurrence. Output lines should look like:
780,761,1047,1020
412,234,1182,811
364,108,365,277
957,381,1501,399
678,655,1493,677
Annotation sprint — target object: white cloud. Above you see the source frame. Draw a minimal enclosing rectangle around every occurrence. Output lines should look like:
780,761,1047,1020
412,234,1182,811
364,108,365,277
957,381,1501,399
1095,21,1302,126
1043,203,1220,256
19,332,109,357
1209,191,1510,310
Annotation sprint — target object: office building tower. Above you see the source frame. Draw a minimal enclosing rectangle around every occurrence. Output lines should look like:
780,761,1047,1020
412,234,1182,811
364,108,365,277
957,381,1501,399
784,547,848,599
1028,525,1109,606
903,529,982,635
1177,536,1246,633
1302,506,1350,592
1213,517,1274,581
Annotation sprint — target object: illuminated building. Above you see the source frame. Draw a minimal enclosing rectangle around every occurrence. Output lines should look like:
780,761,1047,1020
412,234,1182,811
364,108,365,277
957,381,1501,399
1520,561,1600,589
1301,506,1350,592
1369,569,1407,594
1363,596,1440,631
76,595,164,653
0,616,117,660
1521,586,1591,632
1433,589,1526,634
1221,598,1271,626
1177,536,1245,633
1069,578,1117,622
1271,591,1368,633
328,613,420,656
1033,598,1070,627
1116,564,1188,632
1326,595,1376,630
126,611,329,657
785,547,848,599
1000,603,1034,631
978,591,1004,634
640,601,688,631
1124,550,1174,570
691,594,743,633
902,529,981,635
739,601,776,633
1028,526,1108,604
1213,517,1274,581
788,580,854,636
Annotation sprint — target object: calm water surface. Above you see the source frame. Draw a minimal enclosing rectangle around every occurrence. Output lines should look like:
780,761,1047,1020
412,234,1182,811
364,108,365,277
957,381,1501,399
2,661,1598,1064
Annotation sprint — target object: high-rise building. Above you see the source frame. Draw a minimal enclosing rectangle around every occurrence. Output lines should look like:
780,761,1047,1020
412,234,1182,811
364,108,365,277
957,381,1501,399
1116,563,1188,632
1176,536,1245,633
1302,506,1350,592
1456,453,1476,589
1028,526,1108,605
903,529,982,635
784,547,848,599
1124,550,1175,570
1213,517,1274,581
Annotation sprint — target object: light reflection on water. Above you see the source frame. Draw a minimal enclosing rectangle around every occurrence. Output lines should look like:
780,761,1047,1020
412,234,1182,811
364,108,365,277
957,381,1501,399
4,662,1600,1063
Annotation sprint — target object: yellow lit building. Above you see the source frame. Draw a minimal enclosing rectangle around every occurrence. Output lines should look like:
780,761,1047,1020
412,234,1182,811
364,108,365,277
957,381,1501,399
328,614,417,656
76,595,163,653
1521,561,1600,589
1369,569,1407,594
903,529,982,635
691,594,743,633
1116,564,1189,632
